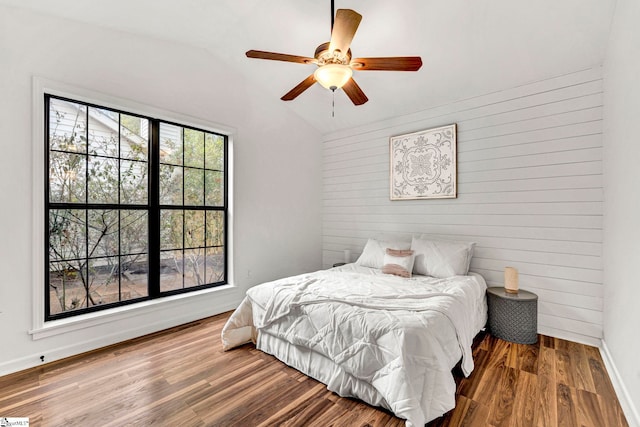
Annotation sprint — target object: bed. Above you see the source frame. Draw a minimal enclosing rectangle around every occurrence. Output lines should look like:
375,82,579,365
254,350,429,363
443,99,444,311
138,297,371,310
221,237,487,427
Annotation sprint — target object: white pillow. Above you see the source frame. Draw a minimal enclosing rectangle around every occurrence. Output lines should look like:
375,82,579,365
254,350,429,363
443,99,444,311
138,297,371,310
411,236,475,278
373,233,413,244
355,238,412,269
382,249,415,278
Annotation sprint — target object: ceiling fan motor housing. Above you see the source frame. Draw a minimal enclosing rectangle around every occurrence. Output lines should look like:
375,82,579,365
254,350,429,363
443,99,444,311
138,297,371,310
315,42,352,66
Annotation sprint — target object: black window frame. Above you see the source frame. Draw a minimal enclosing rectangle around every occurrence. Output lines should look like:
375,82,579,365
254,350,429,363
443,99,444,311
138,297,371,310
44,94,228,321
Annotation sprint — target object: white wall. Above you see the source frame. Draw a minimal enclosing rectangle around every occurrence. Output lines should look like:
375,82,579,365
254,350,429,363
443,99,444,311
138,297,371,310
0,6,322,375
323,68,604,346
603,0,640,423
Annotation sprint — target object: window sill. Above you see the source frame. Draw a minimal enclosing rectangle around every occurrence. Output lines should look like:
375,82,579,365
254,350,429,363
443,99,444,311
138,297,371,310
29,284,237,340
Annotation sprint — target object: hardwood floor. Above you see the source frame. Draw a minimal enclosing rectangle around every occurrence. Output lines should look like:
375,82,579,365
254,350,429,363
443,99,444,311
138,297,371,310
0,311,629,426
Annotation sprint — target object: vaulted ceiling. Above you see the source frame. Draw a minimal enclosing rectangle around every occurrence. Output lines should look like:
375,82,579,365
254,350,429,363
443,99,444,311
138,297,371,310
1,0,616,133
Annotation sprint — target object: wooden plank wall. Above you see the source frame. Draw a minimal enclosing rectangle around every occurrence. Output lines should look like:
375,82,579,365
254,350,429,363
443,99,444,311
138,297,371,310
322,67,603,345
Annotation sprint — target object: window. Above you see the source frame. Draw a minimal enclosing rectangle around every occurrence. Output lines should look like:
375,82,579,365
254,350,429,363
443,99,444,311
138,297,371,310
45,95,227,320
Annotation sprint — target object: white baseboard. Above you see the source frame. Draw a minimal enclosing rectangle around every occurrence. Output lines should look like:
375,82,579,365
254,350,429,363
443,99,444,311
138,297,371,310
600,340,640,427
537,325,602,348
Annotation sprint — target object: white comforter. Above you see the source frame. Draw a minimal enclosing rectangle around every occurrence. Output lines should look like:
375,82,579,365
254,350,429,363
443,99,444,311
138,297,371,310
221,264,487,426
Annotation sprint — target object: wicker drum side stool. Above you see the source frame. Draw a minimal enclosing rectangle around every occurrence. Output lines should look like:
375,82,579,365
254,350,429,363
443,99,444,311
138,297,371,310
486,287,538,344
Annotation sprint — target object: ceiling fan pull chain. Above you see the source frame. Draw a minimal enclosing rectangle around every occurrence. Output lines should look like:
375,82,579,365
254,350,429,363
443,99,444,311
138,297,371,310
332,89,335,117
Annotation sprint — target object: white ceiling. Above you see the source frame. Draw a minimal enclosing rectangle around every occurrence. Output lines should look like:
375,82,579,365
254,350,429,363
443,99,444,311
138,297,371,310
1,0,616,133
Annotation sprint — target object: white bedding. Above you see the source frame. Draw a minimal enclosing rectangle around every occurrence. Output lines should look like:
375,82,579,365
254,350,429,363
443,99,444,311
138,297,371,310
221,264,487,426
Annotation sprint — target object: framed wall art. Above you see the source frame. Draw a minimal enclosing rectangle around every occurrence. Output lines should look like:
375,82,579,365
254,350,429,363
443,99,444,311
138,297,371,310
389,124,457,200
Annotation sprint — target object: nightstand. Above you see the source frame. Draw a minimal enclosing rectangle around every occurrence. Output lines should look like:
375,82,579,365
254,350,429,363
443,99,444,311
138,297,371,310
486,287,538,344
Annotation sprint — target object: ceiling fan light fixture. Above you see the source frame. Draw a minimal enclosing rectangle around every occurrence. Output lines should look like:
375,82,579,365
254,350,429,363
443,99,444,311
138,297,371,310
314,63,353,91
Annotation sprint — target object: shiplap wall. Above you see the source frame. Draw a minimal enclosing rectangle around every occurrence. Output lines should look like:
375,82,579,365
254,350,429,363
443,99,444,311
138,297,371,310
322,67,603,345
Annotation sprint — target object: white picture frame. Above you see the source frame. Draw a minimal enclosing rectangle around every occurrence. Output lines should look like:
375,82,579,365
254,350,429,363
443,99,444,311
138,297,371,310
389,124,457,200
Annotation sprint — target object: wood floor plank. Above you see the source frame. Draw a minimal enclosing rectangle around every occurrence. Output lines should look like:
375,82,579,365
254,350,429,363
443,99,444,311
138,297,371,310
300,399,354,427
535,345,559,427
457,348,489,398
518,343,540,374
597,393,630,427
506,341,520,369
471,366,503,406
487,366,519,426
199,371,290,426
444,395,490,427
555,349,574,388
566,341,596,393
0,314,630,427
583,344,619,402
556,383,578,427
279,397,335,427
540,335,555,348
255,381,329,426
575,389,606,427
487,336,511,369
191,361,283,416
512,370,538,427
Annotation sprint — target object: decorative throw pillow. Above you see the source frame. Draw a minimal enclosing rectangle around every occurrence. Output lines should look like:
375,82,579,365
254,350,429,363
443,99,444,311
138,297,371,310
411,236,475,278
356,238,412,269
381,248,415,278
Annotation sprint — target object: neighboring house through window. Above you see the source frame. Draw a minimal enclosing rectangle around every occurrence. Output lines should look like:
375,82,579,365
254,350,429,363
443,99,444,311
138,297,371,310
45,94,227,320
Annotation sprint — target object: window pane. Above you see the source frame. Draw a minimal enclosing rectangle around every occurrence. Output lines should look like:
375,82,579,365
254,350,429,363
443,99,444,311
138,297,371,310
160,210,183,250
88,210,119,258
205,247,224,284
184,168,204,206
121,254,149,298
88,156,118,203
184,128,204,168
159,165,183,205
120,160,148,204
185,210,205,248
88,107,118,157
121,210,148,255
160,250,183,292
205,134,224,170
49,151,86,203
184,248,205,288
49,260,87,314
121,114,149,161
159,123,183,166
205,171,224,206
205,211,224,247
49,209,86,262
88,256,120,307
49,98,87,153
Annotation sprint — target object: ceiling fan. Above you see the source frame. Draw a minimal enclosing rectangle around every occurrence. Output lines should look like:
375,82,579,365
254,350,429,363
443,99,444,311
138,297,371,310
245,2,423,106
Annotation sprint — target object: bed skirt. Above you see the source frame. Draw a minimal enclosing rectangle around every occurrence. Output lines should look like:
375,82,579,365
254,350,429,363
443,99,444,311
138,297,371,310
256,330,455,423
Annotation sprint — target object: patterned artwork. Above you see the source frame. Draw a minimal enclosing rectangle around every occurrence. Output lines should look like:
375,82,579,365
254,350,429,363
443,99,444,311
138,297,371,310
390,124,457,200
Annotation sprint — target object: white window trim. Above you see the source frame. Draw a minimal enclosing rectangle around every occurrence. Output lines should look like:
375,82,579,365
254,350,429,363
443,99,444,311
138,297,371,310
31,76,236,339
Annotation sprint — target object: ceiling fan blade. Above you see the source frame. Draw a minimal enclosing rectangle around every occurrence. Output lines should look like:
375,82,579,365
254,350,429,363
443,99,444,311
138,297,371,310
246,50,315,64
351,57,423,71
281,74,317,101
342,77,368,105
328,9,362,55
